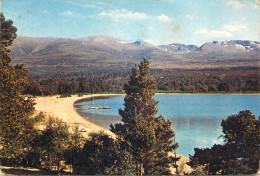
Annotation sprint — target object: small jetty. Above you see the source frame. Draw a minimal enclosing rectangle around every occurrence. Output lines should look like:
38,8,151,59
88,105,111,110
103,106,111,109
89,107,99,110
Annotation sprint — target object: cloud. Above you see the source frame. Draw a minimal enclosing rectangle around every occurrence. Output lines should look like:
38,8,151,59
99,9,148,21
195,29,232,37
144,39,156,45
157,14,172,22
62,11,73,16
196,24,247,38
61,11,84,18
221,24,247,32
186,14,193,20
42,9,50,15
84,4,99,8
226,0,245,9
63,1,103,9
99,9,173,23
256,0,260,4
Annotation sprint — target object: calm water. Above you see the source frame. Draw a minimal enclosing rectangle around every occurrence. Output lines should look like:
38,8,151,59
75,94,260,157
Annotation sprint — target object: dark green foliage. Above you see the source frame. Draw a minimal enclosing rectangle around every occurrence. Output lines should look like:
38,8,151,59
111,58,179,175
189,144,235,175
37,117,70,171
0,13,17,48
71,132,136,175
25,67,260,96
19,113,44,167
155,68,260,93
73,132,117,175
24,80,43,96
112,149,136,175
0,13,35,164
188,110,259,175
25,77,113,96
63,125,85,172
221,110,259,174
0,113,43,167
217,82,232,92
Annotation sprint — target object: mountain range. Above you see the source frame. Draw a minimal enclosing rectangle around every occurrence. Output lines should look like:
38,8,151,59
9,36,260,74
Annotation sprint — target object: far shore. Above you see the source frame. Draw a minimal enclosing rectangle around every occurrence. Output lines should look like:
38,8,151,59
32,92,258,172
156,92,260,95
33,92,259,136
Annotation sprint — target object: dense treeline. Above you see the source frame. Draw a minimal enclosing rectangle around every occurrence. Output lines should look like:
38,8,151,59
188,110,259,175
24,77,115,96
0,13,35,166
25,67,260,96
1,19,180,175
110,58,180,175
1,13,260,175
1,44,181,174
155,68,260,93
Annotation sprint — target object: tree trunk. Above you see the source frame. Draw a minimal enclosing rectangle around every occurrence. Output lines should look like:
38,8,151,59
47,146,50,170
174,137,179,175
57,159,60,172
140,162,143,176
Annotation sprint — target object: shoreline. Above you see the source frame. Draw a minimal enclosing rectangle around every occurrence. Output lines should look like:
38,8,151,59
33,93,192,174
33,94,121,137
74,92,260,95
74,94,120,104
155,92,260,95
33,92,259,139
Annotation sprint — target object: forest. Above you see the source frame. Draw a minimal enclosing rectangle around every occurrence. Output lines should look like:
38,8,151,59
0,13,259,175
25,67,260,96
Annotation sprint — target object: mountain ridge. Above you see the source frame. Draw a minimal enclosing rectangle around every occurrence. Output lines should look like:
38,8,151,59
9,36,260,74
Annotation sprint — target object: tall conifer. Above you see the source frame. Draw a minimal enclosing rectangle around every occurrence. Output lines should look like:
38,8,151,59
188,110,259,174
111,58,179,175
0,13,34,162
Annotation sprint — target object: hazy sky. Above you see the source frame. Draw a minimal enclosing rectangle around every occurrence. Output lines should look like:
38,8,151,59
1,0,260,45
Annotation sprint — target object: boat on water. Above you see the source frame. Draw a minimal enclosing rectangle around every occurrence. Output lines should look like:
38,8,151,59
103,106,111,109
88,106,111,110
103,99,111,109
87,97,111,110
89,107,99,109
88,97,100,109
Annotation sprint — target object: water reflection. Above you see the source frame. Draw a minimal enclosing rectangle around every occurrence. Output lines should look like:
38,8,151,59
171,117,223,156
75,94,259,156
77,111,121,129
76,109,223,156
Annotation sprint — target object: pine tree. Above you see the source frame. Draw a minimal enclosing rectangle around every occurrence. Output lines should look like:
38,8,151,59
111,57,179,175
0,13,35,164
188,110,259,175
74,132,119,175
39,117,70,171
221,110,259,174
64,125,85,173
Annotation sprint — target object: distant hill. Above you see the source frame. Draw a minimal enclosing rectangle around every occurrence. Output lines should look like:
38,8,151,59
9,36,260,74
158,43,198,54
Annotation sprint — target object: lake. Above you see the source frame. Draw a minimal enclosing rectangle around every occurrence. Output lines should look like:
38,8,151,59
75,94,260,157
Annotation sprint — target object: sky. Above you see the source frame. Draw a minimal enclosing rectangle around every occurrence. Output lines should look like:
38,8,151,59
1,0,260,46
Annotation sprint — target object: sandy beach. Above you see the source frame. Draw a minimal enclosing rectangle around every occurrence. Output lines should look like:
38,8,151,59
1,94,192,175
33,94,117,136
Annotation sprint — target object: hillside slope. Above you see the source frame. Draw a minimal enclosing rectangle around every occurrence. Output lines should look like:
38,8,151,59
9,36,260,74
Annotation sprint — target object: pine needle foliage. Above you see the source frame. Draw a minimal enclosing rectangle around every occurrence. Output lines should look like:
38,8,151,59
188,110,259,175
38,117,70,171
110,57,179,175
0,13,35,163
